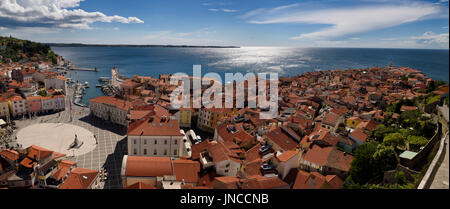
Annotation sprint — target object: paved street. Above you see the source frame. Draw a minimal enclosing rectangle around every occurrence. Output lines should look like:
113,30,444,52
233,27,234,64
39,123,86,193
11,86,127,189
430,133,449,189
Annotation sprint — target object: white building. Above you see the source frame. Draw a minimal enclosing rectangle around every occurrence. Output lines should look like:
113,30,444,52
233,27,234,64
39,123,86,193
127,115,184,157
89,96,132,126
8,95,26,118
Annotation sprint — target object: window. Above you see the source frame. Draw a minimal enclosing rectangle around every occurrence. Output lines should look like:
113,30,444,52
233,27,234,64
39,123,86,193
173,149,177,155
144,140,147,145
133,140,136,145
144,149,147,155
225,169,229,173
164,150,167,155
174,140,177,145
133,149,137,155
164,140,167,145
154,140,157,144
226,163,230,168
154,149,157,155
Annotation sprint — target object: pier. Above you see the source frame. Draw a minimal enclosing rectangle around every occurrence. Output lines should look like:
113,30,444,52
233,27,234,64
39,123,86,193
69,65,98,72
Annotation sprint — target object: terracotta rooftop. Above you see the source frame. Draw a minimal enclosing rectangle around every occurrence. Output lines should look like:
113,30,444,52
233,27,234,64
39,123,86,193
293,170,343,189
53,160,77,181
124,156,172,177
277,150,298,162
127,115,183,136
265,126,299,151
349,128,369,143
59,167,99,189
0,149,19,161
172,159,200,183
241,175,289,189
89,96,132,111
126,182,157,189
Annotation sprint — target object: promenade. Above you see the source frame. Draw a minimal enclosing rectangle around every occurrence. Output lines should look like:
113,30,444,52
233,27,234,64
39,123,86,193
429,133,449,189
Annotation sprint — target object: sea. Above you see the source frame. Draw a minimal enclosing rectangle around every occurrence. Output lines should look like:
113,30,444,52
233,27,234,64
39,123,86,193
51,46,449,105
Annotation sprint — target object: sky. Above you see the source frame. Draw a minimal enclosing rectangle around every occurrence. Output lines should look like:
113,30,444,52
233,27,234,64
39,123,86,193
0,0,448,49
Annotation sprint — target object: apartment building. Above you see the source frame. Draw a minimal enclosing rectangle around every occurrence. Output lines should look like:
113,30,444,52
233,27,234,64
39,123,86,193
8,95,26,118
127,115,184,157
89,96,132,126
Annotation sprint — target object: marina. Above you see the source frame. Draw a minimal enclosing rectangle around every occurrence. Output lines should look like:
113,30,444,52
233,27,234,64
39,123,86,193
71,82,88,107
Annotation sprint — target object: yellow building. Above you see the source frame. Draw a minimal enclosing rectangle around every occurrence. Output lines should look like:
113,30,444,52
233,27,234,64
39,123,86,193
197,108,235,133
178,108,193,128
346,116,363,129
0,98,10,120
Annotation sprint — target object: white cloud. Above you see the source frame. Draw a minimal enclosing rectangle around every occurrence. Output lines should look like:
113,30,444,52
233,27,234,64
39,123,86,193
222,9,238,13
208,8,237,13
113,27,119,31
243,2,444,40
0,0,143,29
411,31,449,46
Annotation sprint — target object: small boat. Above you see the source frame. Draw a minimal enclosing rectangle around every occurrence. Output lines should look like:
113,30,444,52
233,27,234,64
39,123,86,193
96,84,103,88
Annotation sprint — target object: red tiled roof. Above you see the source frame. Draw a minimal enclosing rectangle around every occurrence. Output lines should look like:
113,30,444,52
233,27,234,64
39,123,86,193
0,149,19,161
349,128,368,143
127,115,183,136
277,150,298,162
245,143,263,162
208,140,242,163
59,168,99,189
265,126,299,151
172,159,200,183
89,96,132,111
356,120,378,132
241,175,289,189
124,156,172,177
216,122,254,145
126,182,157,189
214,176,241,189
322,112,340,126
130,109,154,120
303,145,334,167
244,159,263,176
400,106,418,112
26,145,53,161
293,170,343,189
53,160,77,181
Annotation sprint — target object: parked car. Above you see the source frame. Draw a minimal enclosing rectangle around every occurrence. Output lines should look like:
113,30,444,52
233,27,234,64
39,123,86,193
260,163,276,170
259,144,272,153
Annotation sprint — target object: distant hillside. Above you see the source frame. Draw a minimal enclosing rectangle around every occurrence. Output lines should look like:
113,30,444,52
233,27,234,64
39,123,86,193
47,43,240,48
0,36,58,64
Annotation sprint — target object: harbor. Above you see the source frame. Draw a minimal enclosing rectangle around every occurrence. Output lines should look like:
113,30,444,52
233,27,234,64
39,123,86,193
71,81,89,107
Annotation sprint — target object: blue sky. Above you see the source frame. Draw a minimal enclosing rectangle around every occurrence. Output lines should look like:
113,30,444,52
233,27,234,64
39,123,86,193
0,0,448,48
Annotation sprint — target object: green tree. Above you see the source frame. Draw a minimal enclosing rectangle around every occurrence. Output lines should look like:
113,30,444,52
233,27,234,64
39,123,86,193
348,142,378,184
373,124,395,142
372,145,398,175
419,121,437,138
407,135,428,147
383,132,406,148
399,109,421,128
